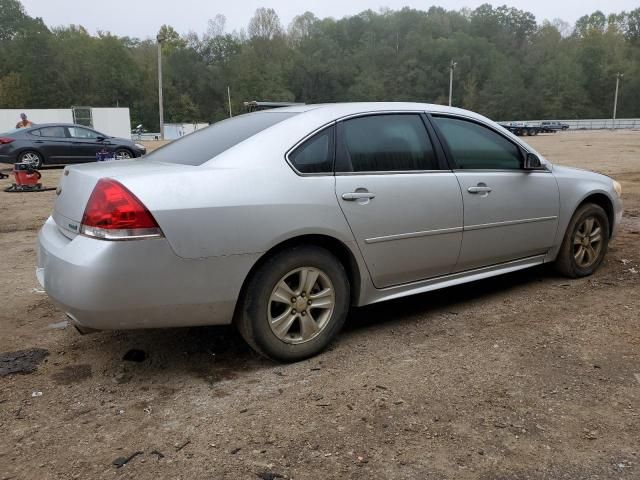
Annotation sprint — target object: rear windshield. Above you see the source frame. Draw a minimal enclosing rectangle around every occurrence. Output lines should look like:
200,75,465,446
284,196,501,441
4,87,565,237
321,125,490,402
145,112,297,166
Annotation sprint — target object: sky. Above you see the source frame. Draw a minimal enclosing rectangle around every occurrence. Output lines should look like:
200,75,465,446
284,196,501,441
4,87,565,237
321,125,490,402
20,0,637,39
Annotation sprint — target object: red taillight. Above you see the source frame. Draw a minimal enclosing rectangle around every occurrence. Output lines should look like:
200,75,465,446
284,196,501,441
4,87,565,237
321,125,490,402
80,178,163,240
0,137,15,144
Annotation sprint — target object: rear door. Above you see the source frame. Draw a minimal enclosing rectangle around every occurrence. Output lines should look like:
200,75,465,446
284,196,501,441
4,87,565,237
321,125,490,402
334,113,464,288
430,114,560,272
30,126,72,163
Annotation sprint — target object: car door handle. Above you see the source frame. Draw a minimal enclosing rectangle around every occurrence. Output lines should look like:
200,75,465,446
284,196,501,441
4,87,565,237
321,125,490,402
34,140,44,144
467,186,492,194
341,192,376,201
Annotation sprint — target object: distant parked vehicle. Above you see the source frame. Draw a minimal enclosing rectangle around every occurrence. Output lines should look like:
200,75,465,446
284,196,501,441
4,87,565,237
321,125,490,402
540,121,570,132
0,123,146,168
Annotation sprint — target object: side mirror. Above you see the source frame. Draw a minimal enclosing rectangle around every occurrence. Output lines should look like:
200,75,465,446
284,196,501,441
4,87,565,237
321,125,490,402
96,136,106,142
524,152,545,170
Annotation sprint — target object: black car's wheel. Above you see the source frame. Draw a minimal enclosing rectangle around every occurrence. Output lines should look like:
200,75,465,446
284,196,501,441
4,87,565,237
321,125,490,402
114,149,133,160
18,150,43,169
555,203,609,278
236,245,350,362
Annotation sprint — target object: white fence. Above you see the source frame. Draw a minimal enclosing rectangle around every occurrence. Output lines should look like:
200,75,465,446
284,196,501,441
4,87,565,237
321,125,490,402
504,118,640,130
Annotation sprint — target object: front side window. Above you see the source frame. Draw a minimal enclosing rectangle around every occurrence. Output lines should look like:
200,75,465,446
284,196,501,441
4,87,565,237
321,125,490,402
433,116,522,170
337,114,438,172
68,127,99,139
288,126,334,174
35,126,66,138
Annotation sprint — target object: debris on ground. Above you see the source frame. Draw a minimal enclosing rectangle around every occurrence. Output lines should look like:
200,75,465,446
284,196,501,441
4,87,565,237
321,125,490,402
122,349,146,362
112,451,143,468
256,472,284,480
31,391,43,397
0,348,49,376
150,450,165,459
175,440,191,452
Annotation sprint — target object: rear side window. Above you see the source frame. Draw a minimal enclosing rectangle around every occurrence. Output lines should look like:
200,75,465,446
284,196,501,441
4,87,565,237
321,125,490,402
35,126,66,138
288,126,334,174
337,114,438,172
433,116,522,170
145,112,297,166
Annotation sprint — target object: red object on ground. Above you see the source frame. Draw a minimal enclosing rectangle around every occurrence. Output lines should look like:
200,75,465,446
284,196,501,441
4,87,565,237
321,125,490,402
13,164,41,186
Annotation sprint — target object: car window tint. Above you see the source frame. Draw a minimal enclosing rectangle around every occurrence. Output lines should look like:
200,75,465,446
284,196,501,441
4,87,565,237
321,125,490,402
145,112,297,166
68,127,99,139
338,114,437,172
433,116,522,170
36,126,66,138
289,126,334,174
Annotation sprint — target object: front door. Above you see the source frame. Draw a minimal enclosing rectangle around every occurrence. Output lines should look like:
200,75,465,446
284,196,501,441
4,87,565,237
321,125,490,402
430,115,560,272
334,113,464,288
66,126,108,162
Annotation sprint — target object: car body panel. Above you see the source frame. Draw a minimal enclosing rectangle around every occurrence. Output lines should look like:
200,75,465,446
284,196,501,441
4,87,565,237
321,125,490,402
453,170,560,271
36,102,623,332
335,172,463,287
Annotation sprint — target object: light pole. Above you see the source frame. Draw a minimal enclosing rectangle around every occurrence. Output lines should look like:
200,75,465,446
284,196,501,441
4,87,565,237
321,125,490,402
157,33,165,140
448,59,457,107
612,72,623,129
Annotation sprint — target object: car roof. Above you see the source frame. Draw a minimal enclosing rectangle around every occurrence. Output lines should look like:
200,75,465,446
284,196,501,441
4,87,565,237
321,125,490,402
258,102,490,122
26,123,97,129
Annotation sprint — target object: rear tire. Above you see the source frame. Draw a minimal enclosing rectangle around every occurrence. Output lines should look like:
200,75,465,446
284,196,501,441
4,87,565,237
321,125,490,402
236,245,350,362
18,150,43,169
555,203,609,278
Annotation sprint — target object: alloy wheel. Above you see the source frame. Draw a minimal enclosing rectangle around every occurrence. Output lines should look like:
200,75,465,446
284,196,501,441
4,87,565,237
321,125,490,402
268,267,335,344
21,152,41,167
573,216,603,268
115,150,132,160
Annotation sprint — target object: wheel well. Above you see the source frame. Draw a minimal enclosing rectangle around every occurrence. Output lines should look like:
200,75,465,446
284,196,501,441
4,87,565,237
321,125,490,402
579,193,614,236
234,234,362,319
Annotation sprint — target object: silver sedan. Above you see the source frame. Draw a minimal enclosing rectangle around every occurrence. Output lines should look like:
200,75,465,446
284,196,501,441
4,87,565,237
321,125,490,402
37,103,623,361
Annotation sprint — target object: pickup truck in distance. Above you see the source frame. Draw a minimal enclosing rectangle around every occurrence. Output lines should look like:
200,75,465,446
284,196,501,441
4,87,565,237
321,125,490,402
541,121,570,131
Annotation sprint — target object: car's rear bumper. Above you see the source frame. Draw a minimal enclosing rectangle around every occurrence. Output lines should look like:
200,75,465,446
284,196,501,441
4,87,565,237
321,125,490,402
37,216,259,331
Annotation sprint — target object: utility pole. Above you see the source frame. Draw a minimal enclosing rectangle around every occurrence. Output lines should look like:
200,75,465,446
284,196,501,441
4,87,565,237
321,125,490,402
448,59,457,107
227,86,233,117
612,72,623,129
157,33,165,140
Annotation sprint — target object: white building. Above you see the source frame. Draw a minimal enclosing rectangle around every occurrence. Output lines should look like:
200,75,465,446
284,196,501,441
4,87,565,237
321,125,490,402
0,107,131,138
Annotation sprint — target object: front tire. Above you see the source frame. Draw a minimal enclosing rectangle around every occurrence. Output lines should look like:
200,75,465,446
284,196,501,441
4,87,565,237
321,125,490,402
555,203,609,278
236,245,350,362
114,149,133,160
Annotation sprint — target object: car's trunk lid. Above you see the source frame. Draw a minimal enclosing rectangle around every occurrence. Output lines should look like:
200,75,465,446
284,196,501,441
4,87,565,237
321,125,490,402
53,160,178,238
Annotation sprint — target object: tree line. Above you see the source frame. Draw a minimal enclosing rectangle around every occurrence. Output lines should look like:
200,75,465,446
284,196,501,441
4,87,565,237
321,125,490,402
0,0,638,130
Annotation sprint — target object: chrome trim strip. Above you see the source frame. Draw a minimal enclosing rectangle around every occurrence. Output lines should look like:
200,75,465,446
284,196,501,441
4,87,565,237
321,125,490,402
464,215,558,231
365,226,463,244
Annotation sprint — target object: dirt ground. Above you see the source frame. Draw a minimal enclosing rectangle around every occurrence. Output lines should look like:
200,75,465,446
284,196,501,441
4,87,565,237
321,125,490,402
0,131,638,480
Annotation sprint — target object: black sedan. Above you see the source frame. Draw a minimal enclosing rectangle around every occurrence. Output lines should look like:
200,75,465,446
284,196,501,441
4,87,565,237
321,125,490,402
0,123,146,168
